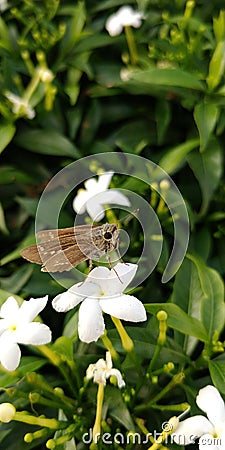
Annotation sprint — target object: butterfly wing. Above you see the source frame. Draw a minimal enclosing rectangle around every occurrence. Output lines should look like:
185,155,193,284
20,245,43,264
20,225,103,272
36,225,98,242
40,244,89,272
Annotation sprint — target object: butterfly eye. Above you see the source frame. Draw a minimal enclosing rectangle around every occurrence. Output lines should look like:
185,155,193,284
103,231,112,241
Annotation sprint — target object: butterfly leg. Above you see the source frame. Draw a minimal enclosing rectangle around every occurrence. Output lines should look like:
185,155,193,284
105,251,123,283
88,259,93,273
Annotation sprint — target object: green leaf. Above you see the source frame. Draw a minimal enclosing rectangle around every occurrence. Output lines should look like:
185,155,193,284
187,254,225,342
171,258,206,353
187,139,223,215
0,123,16,154
0,265,33,294
15,128,81,158
129,68,205,91
63,311,78,340
159,138,199,174
17,356,47,376
209,355,225,394
79,99,101,147
0,165,35,184
0,233,36,266
144,303,207,341
207,40,225,90
104,386,135,431
109,326,190,364
155,99,171,145
113,120,156,154
213,10,225,42
15,196,38,217
0,202,9,235
0,17,12,51
52,336,74,361
58,1,86,58
0,289,23,305
194,102,219,151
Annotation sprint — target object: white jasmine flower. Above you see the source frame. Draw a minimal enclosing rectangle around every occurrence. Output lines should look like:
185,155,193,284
86,351,125,388
172,385,225,449
73,171,130,221
0,296,52,371
5,92,35,119
105,6,143,37
52,263,146,343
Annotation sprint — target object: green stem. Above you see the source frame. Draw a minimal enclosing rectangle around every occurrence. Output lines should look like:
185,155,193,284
124,26,138,65
148,311,167,375
23,69,41,102
37,345,77,396
101,330,119,361
147,343,162,376
14,411,66,429
92,383,105,443
134,372,185,412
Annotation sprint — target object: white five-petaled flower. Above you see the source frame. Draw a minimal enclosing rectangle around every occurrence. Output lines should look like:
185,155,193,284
73,171,130,222
0,296,52,371
86,351,125,388
52,263,146,343
105,6,143,37
172,385,225,449
5,92,35,119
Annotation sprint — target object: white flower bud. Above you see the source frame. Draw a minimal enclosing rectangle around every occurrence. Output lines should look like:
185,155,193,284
0,403,16,423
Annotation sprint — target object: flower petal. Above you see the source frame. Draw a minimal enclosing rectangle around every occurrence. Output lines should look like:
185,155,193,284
199,433,221,450
70,280,101,298
98,172,114,190
106,351,113,370
106,15,123,36
218,428,225,449
117,6,143,28
0,319,8,334
196,385,225,425
0,296,19,320
15,322,52,345
100,294,147,322
86,200,105,221
86,189,130,221
108,263,137,292
52,289,83,312
72,189,90,214
78,298,105,343
84,178,98,192
18,296,48,322
0,338,21,371
93,189,130,206
106,368,125,388
171,416,214,445
87,263,137,296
